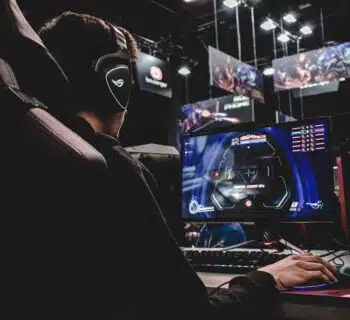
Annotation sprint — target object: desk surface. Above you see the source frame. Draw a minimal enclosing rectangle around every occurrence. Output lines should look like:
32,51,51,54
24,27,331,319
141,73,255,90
195,249,350,307
199,272,350,305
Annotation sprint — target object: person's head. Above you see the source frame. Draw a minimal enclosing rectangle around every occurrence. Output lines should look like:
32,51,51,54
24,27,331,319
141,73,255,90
39,11,139,136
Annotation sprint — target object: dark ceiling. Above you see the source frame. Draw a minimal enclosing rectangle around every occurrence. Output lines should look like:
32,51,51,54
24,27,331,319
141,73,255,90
9,0,350,147
19,0,350,66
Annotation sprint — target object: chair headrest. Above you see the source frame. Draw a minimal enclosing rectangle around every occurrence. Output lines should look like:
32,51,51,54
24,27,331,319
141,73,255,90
0,0,69,116
0,0,45,49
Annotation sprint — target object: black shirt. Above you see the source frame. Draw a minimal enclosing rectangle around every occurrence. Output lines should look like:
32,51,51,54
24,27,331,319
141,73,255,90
67,116,284,320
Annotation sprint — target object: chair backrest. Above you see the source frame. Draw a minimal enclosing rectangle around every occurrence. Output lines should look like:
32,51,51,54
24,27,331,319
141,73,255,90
0,1,118,317
0,0,70,114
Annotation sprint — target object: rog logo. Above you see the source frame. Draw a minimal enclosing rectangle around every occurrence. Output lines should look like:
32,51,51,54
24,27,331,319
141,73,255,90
112,79,125,88
150,66,163,81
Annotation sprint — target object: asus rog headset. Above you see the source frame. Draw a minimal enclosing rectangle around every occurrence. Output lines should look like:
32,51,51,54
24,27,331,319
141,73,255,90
79,22,134,115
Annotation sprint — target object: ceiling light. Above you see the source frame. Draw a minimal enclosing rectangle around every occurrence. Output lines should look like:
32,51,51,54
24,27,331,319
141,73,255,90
183,0,195,2
300,25,313,35
277,33,290,43
223,0,239,9
283,13,297,24
263,67,275,76
299,3,312,10
178,66,191,76
260,19,277,31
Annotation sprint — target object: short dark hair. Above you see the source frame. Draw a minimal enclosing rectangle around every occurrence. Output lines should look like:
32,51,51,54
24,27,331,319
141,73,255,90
39,11,139,83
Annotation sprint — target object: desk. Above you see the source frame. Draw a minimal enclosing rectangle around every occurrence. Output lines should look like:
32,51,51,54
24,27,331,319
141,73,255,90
197,251,350,319
199,272,350,319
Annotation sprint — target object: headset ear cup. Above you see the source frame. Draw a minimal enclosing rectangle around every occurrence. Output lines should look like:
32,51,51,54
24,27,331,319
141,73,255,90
104,65,132,111
83,54,134,114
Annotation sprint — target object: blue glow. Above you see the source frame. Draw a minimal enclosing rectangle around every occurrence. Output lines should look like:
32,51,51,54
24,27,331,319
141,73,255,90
182,119,339,221
294,283,329,291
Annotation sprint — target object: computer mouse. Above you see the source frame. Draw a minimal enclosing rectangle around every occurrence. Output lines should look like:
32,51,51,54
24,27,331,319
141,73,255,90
293,264,350,291
335,264,350,282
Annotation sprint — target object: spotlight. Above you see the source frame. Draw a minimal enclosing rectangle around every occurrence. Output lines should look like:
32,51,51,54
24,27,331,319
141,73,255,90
260,19,277,31
183,0,195,2
277,33,290,43
263,67,275,76
223,0,239,9
283,13,297,24
178,66,191,76
300,25,313,35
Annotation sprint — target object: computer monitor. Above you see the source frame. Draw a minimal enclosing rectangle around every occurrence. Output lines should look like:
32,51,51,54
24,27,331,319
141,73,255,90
181,118,340,223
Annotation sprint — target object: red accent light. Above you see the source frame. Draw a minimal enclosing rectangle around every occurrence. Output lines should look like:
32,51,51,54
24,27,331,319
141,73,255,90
245,200,252,207
337,157,348,240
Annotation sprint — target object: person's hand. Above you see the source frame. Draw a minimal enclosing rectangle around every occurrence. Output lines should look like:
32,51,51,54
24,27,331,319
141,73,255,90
259,253,338,291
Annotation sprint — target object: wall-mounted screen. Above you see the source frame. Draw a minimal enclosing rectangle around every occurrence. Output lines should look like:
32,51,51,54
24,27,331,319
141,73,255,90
181,94,254,134
273,42,350,92
209,46,264,103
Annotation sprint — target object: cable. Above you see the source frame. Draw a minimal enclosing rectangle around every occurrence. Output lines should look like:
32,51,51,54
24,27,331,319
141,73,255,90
279,237,305,255
209,280,232,296
236,6,242,61
297,39,304,120
250,6,257,123
250,7,257,68
282,238,294,255
331,236,350,250
327,255,345,267
320,8,325,46
220,240,257,252
272,28,281,113
213,0,219,49
319,250,341,258
326,251,350,266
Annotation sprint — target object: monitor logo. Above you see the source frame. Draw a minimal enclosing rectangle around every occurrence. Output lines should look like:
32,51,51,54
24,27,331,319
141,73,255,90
189,200,199,215
150,66,163,81
112,78,124,88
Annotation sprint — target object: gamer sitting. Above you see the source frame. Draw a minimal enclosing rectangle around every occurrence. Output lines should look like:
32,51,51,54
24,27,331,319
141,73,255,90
39,12,338,319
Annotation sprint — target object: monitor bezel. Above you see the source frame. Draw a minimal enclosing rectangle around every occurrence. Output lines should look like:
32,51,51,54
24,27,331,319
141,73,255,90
180,116,339,224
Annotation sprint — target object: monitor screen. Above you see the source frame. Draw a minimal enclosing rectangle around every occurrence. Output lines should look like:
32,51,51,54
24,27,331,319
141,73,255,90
181,119,339,223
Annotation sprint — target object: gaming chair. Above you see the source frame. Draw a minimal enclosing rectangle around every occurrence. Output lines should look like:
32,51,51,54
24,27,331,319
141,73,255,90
0,1,123,317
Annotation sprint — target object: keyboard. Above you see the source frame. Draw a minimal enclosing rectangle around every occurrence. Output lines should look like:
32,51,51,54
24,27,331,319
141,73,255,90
183,249,291,274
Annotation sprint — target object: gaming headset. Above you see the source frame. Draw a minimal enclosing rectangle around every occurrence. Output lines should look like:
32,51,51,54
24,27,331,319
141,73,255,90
85,22,134,115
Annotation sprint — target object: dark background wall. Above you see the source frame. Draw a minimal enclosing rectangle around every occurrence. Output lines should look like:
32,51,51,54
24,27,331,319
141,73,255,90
17,0,350,147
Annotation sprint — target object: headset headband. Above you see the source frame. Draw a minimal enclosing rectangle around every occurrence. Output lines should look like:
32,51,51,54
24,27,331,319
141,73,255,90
106,22,130,60
83,23,134,114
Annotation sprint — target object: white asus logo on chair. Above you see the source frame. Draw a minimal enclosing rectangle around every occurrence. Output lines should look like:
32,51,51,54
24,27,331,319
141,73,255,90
112,79,124,88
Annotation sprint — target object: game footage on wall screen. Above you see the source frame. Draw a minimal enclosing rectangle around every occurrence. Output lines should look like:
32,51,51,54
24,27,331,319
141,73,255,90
182,119,339,222
181,95,253,134
273,42,350,91
209,46,265,103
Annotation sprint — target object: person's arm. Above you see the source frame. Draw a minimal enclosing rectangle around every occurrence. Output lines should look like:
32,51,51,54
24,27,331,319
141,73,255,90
107,147,337,320
123,165,282,320
208,271,282,320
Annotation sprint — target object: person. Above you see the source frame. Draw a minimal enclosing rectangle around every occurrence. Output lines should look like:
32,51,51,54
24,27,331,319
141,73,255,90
39,12,338,319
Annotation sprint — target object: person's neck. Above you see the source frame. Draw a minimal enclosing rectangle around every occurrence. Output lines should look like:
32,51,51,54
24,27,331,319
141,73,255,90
77,110,124,137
